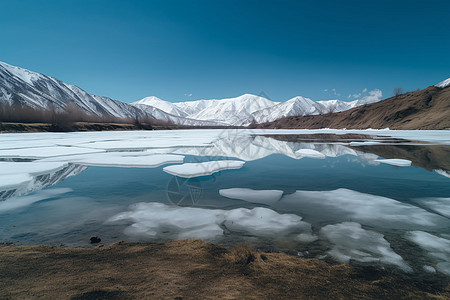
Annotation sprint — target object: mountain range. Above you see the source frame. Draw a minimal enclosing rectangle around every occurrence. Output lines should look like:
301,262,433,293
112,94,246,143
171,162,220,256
1,61,384,127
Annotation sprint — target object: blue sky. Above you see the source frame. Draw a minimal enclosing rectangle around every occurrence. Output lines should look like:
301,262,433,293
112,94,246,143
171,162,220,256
1,0,449,103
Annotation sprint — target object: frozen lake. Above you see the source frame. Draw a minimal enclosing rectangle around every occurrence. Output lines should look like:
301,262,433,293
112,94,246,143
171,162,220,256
1,129,450,276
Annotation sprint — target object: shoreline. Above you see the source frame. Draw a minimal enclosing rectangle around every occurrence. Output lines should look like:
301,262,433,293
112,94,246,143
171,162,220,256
1,239,449,299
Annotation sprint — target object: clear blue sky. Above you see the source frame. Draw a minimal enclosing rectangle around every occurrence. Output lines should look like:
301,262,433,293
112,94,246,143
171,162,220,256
1,0,449,103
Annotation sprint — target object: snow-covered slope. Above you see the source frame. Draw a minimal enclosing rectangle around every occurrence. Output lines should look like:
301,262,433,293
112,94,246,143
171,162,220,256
436,78,450,89
0,61,224,126
251,96,322,124
0,61,141,119
132,96,188,117
187,94,278,126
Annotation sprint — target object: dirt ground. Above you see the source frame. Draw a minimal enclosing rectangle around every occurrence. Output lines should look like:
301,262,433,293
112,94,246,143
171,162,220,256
1,240,449,299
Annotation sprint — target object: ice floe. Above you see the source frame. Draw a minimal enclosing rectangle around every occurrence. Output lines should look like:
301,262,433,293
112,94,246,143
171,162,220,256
413,197,450,218
0,146,104,159
320,222,411,272
280,189,449,229
108,202,315,241
163,160,245,178
0,188,72,213
0,161,69,190
0,161,69,176
40,153,185,168
0,174,32,189
406,231,450,275
374,159,412,167
0,164,86,201
219,188,283,205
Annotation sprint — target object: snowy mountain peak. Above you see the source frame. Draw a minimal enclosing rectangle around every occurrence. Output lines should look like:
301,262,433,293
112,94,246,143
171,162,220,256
1,60,386,127
435,78,450,89
0,61,45,85
132,96,187,117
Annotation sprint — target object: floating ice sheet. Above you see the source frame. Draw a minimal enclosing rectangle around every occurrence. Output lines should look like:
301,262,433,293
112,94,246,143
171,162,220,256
108,202,314,241
0,146,104,159
219,188,283,205
0,188,72,213
374,159,412,167
0,174,32,189
0,161,69,190
320,222,411,272
280,188,449,229
163,160,245,178
0,161,69,176
413,197,450,218
40,153,185,168
406,231,450,275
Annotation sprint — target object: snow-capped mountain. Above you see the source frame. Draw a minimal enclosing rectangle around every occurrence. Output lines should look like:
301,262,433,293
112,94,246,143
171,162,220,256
0,61,141,119
132,96,188,118
0,61,222,126
1,60,386,126
184,94,279,126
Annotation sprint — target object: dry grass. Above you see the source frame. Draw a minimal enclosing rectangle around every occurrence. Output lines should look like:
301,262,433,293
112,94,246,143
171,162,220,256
1,240,449,299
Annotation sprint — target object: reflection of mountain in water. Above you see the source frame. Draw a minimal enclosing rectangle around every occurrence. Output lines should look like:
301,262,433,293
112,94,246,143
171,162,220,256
351,144,450,173
165,134,375,162
0,164,86,201
263,134,450,174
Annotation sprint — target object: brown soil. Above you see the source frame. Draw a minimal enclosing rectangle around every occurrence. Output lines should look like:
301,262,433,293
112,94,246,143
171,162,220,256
1,240,449,299
257,86,450,130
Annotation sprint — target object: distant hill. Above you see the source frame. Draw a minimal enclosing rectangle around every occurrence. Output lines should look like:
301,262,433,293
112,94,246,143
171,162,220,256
256,82,450,130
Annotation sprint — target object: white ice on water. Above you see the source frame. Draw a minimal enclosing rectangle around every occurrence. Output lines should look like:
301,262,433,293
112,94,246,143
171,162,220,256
320,222,411,272
219,188,284,205
0,161,68,175
40,153,185,168
406,231,450,275
374,159,412,167
280,188,449,229
0,161,69,189
0,188,72,213
0,174,32,189
163,160,245,178
108,202,315,241
413,197,450,218
0,146,104,159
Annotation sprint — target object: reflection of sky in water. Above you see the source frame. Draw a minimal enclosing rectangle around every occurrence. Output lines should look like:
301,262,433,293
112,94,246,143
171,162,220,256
1,130,450,276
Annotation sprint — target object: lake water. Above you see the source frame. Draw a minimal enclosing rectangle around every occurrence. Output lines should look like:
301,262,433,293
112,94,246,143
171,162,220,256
1,129,450,276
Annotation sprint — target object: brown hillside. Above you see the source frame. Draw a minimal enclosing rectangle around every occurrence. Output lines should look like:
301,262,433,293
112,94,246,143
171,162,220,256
257,85,450,130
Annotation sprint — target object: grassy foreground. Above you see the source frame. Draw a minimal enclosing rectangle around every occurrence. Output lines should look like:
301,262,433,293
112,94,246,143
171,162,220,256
1,240,449,299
